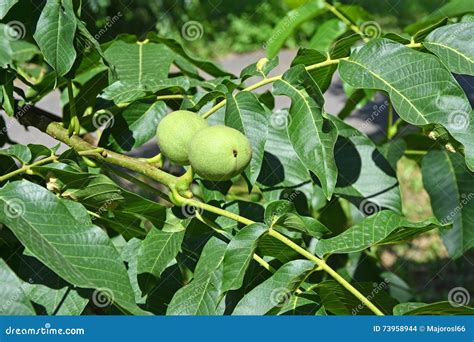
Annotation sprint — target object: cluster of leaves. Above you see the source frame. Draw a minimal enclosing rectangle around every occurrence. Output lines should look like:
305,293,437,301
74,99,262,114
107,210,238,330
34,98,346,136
0,0,473,316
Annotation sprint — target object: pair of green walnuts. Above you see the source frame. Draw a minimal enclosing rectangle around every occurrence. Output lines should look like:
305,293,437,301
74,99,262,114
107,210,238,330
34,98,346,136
156,110,252,181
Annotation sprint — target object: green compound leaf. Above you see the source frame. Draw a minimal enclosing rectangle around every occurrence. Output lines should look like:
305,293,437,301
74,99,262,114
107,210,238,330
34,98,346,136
339,39,474,171
0,180,148,315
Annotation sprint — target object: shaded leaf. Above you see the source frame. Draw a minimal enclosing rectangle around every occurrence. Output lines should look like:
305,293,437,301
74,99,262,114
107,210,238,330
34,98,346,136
167,237,227,315
0,259,35,315
100,100,167,152
317,280,398,315
0,144,31,164
222,223,268,293
23,284,88,315
137,228,185,279
422,149,474,258
232,259,314,315
264,200,329,238
329,115,402,213
147,33,233,77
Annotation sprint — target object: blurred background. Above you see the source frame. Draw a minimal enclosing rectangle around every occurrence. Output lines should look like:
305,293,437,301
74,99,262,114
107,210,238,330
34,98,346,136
79,0,447,57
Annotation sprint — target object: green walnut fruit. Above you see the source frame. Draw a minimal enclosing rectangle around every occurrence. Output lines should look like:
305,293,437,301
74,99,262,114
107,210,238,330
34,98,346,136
156,110,208,165
188,125,252,181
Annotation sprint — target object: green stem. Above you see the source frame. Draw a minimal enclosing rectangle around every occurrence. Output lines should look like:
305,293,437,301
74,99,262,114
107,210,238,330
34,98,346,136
267,228,384,316
0,155,57,182
404,149,427,156
45,121,178,186
178,195,383,316
324,2,366,39
156,94,190,101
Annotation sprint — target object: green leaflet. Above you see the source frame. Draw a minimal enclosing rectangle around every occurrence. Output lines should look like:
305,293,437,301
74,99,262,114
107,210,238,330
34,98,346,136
225,91,268,184
0,0,17,19
137,228,185,279
104,40,174,88
266,0,326,58
99,100,168,153
0,259,35,315
272,65,338,199
339,39,474,171
232,259,314,315
422,150,474,258
0,180,148,315
315,211,440,257
33,0,77,76
329,115,402,214
424,23,474,75
167,237,227,315
264,200,329,238
221,223,268,292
